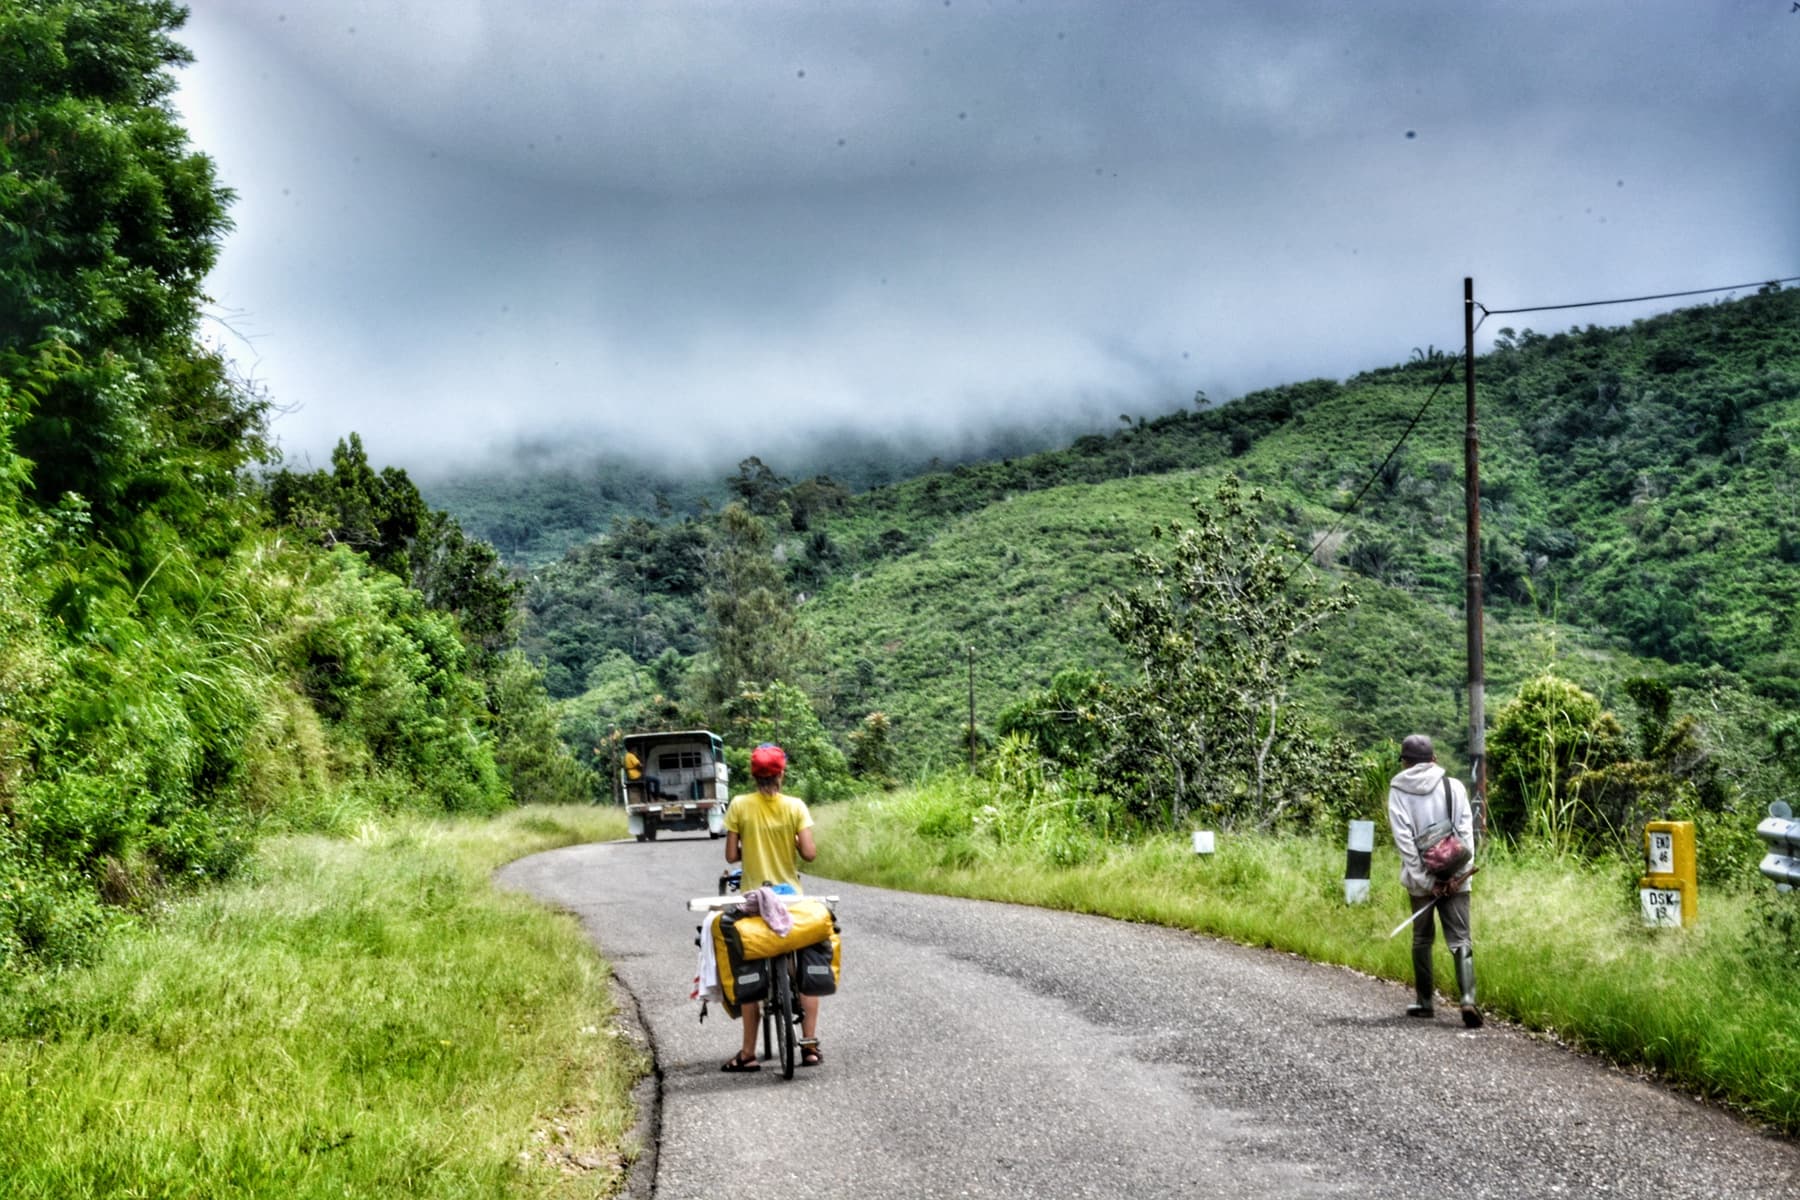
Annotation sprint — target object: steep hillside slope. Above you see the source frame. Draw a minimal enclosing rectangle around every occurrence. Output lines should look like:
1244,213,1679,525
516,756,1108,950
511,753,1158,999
801,287,1800,763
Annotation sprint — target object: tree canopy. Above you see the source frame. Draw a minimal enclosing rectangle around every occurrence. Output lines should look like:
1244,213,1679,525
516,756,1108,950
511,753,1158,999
1099,477,1360,829
2,0,265,533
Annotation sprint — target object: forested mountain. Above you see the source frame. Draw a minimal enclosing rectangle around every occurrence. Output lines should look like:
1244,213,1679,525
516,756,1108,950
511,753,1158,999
417,419,1134,569
417,461,720,569
815,288,1798,759
501,286,1799,809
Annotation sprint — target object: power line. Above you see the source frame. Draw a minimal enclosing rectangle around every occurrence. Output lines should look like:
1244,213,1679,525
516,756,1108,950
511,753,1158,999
1287,269,1796,581
1290,316,1486,582
1476,275,1800,318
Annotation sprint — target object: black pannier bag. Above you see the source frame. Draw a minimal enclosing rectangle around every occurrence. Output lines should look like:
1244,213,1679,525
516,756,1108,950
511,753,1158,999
796,932,841,996
729,956,770,1007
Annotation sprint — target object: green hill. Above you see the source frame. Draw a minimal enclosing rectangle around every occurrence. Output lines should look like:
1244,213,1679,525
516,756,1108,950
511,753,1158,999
799,287,1800,765
499,286,1799,795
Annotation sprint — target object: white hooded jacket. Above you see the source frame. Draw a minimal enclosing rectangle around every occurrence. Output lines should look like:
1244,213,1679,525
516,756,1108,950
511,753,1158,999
1387,762,1474,897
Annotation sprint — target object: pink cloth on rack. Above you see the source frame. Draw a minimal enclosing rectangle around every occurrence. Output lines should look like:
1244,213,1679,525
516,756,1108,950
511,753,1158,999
736,886,793,935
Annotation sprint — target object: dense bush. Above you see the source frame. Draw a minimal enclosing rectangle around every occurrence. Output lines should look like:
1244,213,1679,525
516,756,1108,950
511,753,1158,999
280,548,507,815
488,651,594,806
0,3,578,975
717,681,853,804
1486,675,1628,846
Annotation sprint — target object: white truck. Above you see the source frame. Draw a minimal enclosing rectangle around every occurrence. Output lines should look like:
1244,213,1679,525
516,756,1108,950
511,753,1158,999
618,729,730,842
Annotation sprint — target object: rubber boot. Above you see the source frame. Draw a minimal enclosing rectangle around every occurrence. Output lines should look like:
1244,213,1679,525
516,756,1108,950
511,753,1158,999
1453,947,1482,1028
1407,943,1435,1017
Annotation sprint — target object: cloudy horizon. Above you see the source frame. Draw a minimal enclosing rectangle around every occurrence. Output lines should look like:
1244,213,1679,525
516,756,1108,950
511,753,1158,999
172,1,1800,477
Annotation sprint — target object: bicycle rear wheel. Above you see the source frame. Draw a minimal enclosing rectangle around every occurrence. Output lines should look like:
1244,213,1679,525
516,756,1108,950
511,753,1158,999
773,952,797,1079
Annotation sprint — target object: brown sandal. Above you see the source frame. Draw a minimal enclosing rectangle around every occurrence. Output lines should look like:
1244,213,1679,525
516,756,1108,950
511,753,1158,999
800,1042,823,1067
721,1051,760,1073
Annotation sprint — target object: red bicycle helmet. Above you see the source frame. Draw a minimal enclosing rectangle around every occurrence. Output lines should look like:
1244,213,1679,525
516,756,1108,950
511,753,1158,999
750,743,787,779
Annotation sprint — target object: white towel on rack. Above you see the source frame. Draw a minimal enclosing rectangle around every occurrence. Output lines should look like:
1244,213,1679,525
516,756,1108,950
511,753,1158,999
691,911,724,1005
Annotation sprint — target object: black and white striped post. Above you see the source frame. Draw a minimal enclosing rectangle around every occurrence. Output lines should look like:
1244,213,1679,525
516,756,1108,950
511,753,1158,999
1346,820,1375,903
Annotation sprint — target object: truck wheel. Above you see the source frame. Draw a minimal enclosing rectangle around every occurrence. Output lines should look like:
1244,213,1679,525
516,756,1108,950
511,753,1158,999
644,822,658,842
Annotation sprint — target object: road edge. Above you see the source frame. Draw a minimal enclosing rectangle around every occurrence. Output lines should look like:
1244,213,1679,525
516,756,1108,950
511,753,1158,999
612,968,662,1200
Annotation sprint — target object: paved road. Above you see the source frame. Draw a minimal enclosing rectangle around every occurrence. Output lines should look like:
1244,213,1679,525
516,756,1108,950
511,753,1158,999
497,836,1800,1199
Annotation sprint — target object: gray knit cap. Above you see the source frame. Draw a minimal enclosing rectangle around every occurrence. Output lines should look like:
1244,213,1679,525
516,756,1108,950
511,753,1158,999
1399,734,1435,764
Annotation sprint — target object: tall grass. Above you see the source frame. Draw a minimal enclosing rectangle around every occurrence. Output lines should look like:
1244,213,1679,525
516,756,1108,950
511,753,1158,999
815,780,1800,1133
0,806,642,1199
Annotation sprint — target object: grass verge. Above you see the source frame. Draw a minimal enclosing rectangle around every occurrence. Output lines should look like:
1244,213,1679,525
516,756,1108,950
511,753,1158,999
0,805,641,1199
813,787,1800,1134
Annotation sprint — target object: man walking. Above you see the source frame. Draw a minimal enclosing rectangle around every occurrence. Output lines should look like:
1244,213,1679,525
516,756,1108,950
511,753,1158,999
1387,733,1481,1028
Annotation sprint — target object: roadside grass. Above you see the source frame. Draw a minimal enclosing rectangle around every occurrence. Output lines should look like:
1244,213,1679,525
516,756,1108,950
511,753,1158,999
0,806,641,1200
813,787,1800,1134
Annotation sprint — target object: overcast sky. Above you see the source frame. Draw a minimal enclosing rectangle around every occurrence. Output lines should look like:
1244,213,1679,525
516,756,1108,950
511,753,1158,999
171,1,1800,476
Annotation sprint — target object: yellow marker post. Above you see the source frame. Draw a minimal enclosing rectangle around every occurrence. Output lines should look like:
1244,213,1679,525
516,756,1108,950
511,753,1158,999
1638,820,1696,928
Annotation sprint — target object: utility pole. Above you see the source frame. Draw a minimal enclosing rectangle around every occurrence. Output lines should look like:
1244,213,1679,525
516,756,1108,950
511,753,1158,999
967,646,977,770
1463,277,1488,836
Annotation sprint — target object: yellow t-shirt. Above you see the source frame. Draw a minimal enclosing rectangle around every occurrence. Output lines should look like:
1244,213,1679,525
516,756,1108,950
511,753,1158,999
623,751,642,780
725,790,814,893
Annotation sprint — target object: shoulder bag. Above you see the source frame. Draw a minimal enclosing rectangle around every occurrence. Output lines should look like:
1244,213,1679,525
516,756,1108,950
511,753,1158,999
1416,777,1472,879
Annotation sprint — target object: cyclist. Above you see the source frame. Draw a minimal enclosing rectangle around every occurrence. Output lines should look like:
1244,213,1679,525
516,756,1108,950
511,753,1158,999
721,742,823,1071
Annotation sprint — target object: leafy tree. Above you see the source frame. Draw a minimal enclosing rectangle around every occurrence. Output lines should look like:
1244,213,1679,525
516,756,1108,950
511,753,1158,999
1486,675,1628,847
411,509,519,658
268,434,519,657
1,0,266,532
725,455,789,517
1099,477,1359,829
267,434,428,577
784,474,852,532
488,652,591,805
790,528,842,592
717,680,851,803
846,710,896,788
701,503,808,707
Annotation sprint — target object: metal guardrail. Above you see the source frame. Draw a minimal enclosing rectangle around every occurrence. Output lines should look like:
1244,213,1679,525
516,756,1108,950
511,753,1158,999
1757,801,1800,891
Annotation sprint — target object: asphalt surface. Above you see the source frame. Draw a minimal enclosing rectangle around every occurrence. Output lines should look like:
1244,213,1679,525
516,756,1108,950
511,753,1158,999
496,836,1800,1199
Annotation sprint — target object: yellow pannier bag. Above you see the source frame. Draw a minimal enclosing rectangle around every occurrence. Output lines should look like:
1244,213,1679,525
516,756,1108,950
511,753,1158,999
711,899,838,1010
714,899,835,962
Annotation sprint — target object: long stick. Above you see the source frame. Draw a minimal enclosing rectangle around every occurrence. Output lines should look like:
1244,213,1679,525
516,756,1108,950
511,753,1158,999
1385,866,1480,938
1387,900,1437,939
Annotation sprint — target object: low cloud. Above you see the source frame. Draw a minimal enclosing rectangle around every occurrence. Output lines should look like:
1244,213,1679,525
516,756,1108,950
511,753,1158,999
175,1,1800,474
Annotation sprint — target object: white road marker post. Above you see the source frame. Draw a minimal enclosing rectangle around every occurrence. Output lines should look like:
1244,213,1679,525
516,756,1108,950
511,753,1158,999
1345,820,1374,904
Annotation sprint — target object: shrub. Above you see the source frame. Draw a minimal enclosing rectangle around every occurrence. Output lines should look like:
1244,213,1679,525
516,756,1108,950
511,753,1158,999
996,668,1110,769
846,710,897,788
718,680,853,803
1487,674,1628,847
488,651,591,805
